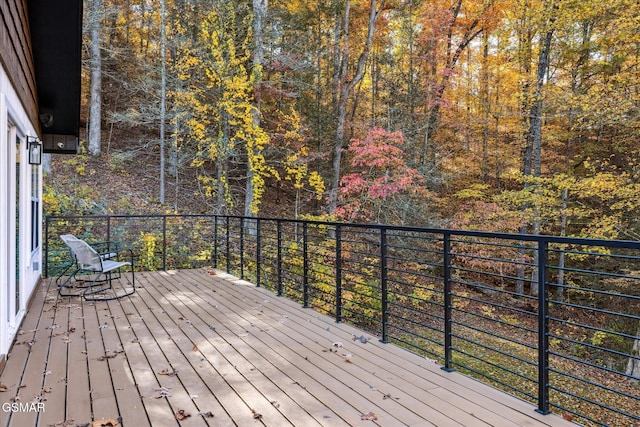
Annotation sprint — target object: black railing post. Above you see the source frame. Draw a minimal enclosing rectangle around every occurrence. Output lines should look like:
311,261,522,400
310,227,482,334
303,222,309,308
442,233,454,372
106,215,112,243
213,216,218,268
335,225,342,323
256,218,261,287
277,220,283,296
226,216,231,273
162,215,167,271
44,216,49,278
240,217,245,280
537,238,550,415
380,228,389,343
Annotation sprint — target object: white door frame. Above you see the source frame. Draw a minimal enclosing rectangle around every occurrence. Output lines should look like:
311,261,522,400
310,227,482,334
0,94,31,356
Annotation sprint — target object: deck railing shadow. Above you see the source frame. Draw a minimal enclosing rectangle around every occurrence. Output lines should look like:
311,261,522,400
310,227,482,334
45,214,640,426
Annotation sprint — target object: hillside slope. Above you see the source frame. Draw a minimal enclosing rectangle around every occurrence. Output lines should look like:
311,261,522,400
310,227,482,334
46,150,196,215
44,147,300,217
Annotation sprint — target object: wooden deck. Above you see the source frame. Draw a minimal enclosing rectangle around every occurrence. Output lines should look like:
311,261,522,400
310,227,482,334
0,269,575,427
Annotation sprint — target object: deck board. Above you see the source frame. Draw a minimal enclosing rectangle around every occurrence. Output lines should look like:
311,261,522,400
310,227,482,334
64,300,92,425
1,269,576,427
174,272,437,426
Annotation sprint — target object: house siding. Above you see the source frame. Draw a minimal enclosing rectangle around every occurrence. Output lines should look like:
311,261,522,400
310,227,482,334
0,0,38,131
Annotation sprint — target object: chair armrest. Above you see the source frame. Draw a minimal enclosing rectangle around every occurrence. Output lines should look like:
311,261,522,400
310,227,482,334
90,240,121,260
118,248,135,270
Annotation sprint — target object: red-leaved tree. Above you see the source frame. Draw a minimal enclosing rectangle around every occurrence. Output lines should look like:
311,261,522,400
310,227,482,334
336,127,429,224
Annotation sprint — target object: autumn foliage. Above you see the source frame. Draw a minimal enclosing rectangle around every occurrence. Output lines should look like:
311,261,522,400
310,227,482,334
336,127,428,223
75,0,640,244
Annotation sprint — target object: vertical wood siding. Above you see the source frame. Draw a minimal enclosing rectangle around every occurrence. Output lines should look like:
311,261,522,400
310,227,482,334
0,0,38,128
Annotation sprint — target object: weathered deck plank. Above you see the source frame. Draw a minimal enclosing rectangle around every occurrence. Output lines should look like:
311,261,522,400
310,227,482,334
1,269,576,427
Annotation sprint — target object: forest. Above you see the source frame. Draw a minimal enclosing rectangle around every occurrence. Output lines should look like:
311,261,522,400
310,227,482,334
49,0,640,240
40,1,640,423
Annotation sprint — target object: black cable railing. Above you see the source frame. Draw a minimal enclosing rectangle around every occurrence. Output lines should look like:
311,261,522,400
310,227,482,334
45,214,640,426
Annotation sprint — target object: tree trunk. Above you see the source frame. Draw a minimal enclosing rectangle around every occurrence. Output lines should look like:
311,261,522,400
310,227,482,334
217,111,231,215
555,187,568,301
245,0,267,220
481,32,490,183
243,0,268,237
159,0,167,204
627,326,640,382
88,0,102,156
328,0,380,213
419,0,487,167
528,14,555,296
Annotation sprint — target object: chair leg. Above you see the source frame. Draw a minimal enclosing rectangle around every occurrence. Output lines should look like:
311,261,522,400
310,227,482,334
83,267,135,302
58,267,85,297
82,272,112,299
55,262,75,287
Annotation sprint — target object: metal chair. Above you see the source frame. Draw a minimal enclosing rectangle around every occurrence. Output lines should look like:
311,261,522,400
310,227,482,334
58,234,136,301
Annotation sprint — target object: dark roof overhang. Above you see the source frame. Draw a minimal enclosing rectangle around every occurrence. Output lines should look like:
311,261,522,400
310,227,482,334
28,0,83,154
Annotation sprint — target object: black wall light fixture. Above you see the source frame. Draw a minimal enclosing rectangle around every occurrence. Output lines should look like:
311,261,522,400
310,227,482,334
28,136,42,165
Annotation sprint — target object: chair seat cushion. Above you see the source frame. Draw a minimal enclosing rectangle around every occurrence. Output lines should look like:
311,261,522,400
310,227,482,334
102,260,132,273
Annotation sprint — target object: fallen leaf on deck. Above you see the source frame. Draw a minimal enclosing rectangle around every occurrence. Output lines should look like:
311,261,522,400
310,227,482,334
332,342,343,348
352,334,369,344
97,353,118,361
563,413,574,421
271,400,280,408
175,410,191,421
360,412,378,421
92,418,119,427
0,383,8,392
49,419,78,427
192,344,198,351
199,411,215,418
153,386,172,398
